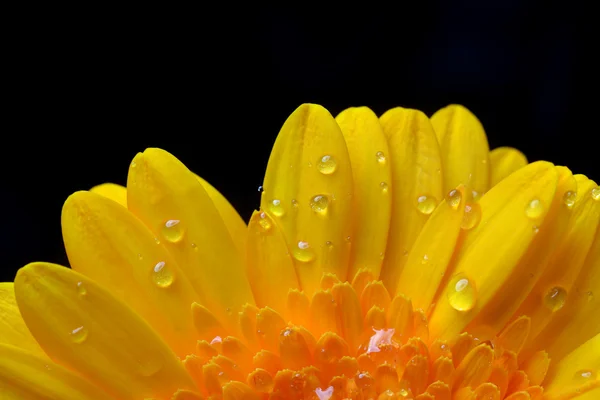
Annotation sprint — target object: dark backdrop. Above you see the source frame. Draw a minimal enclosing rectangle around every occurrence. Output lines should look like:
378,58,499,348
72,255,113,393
1,3,592,282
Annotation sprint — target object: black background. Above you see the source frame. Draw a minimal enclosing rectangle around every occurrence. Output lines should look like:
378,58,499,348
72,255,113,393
1,3,593,281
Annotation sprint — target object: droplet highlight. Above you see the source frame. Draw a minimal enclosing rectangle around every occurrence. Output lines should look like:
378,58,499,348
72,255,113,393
152,261,174,288
543,286,567,312
416,195,437,215
446,189,462,209
525,198,543,219
574,369,596,382
317,155,337,175
375,151,386,164
592,187,600,201
269,199,285,217
447,274,477,311
70,326,88,344
461,203,482,230
161,219,184,243
563,191,577,208
293,241,315,263
258,211,272,231
76,281,87,297
310,195,329,215
380,182,389,193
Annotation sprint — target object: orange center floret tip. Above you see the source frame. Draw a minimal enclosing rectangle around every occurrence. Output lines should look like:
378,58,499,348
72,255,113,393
186,271,550,399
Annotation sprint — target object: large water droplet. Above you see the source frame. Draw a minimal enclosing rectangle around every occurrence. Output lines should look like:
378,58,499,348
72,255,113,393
416,195,437,215
376,151,386,164
317,155,337,175
525,199,543,219
258,211,272,231
152,261,174,288
380,182,389,193
574,369,597,382
293,241,315,263
592,187,600,201
446,189,462,210
161,219,184,243
563,191,577,208
461,203,482,230
310,195,329,215
76,281,87,297
70,325,88,344
269,199,285,217
543,286,567,312
447,274,477,311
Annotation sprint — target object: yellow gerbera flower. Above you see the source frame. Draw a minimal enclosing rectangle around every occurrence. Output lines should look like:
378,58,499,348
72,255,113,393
0,104,598,400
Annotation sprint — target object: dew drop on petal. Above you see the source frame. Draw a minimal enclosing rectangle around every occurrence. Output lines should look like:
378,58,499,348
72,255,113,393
563,191,577,208
76,281,87,297
375,151,386,164
525,198,543,219
136,354,164,377
325,241,333,249
317,155,336,175
152,261,174,288
154,237,161,245
446,189,462,209
461,203,481,230
137,253,143,260
447,274,477,311
161,219,184,243
587,291,594,302
380,182,389,193
258,211,272,231
574,369,596,382
291,199,299,209
70,325,88,344
310,195,329,215
543,286,567,312
293,241,315,263
416,195,437,215
257,185,263,192
592,187,600,201
269,199,285,217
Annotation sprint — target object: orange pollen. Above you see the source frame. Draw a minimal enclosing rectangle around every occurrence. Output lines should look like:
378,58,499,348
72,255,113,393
184,269,553,399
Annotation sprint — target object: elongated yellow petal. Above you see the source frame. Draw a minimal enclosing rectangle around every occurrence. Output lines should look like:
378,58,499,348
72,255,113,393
14,262,196,399
379,107,443,295
465,166,576,336
197,175,247,257
0,283,46,358
90,182,127,207
62,190,200,357
430,104,490,195
489,147,528,187
543,332,600,399
395,185,466,310
518,178,600,345
246,210,299,316
0,344,111,400
428,161,558,341
127,148,254,330
260,104,353,296
335,107,392,278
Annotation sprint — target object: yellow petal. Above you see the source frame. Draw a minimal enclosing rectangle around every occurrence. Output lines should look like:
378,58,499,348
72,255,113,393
527,183,600,361
428,161,558,341
0,283,46,358
395,185,466,309
379,107,443,295
90,182,127,207
196,175,247,257
127,148,254,330
335,107,392,278
430,104,490,195
246,210,299,316
543,332,600,399
518,177,600,345
0,344,111,399
489,147,528,187
465,166,576,337
260,104,353,296
14,262,195,399
62,190,200,357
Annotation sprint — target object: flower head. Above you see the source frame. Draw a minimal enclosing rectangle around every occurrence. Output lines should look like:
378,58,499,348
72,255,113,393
0,104,598,399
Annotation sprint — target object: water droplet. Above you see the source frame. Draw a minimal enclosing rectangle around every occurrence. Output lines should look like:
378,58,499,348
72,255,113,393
154,237,161,245
325,241,333,249
291,199,299,209
446,189,462,209
136,354,164,377
461,203,482,230
315,386,334,400
152,261,174,288
191,242,198,251
379,252,384,260
533,225,540,234
293,241,315,263
269,199,285,217
592,187,600,201
161,219,184,243
422,254,429,264
563,191,577,208
543,286,567,312
380,182,389,193
574,369,596,382
472,190,481,202
376,151,386,164
587,291,594,302
345,236,351,243
258,211,272,231
257,185,263,192
416,195,437,215
310,195,329,215
137,253,143,260
70,325,88,344
525,199,543,219
317,155,337,175
447,274,477,311
399,388,409,397
130,161,137,168
76,281,87,296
